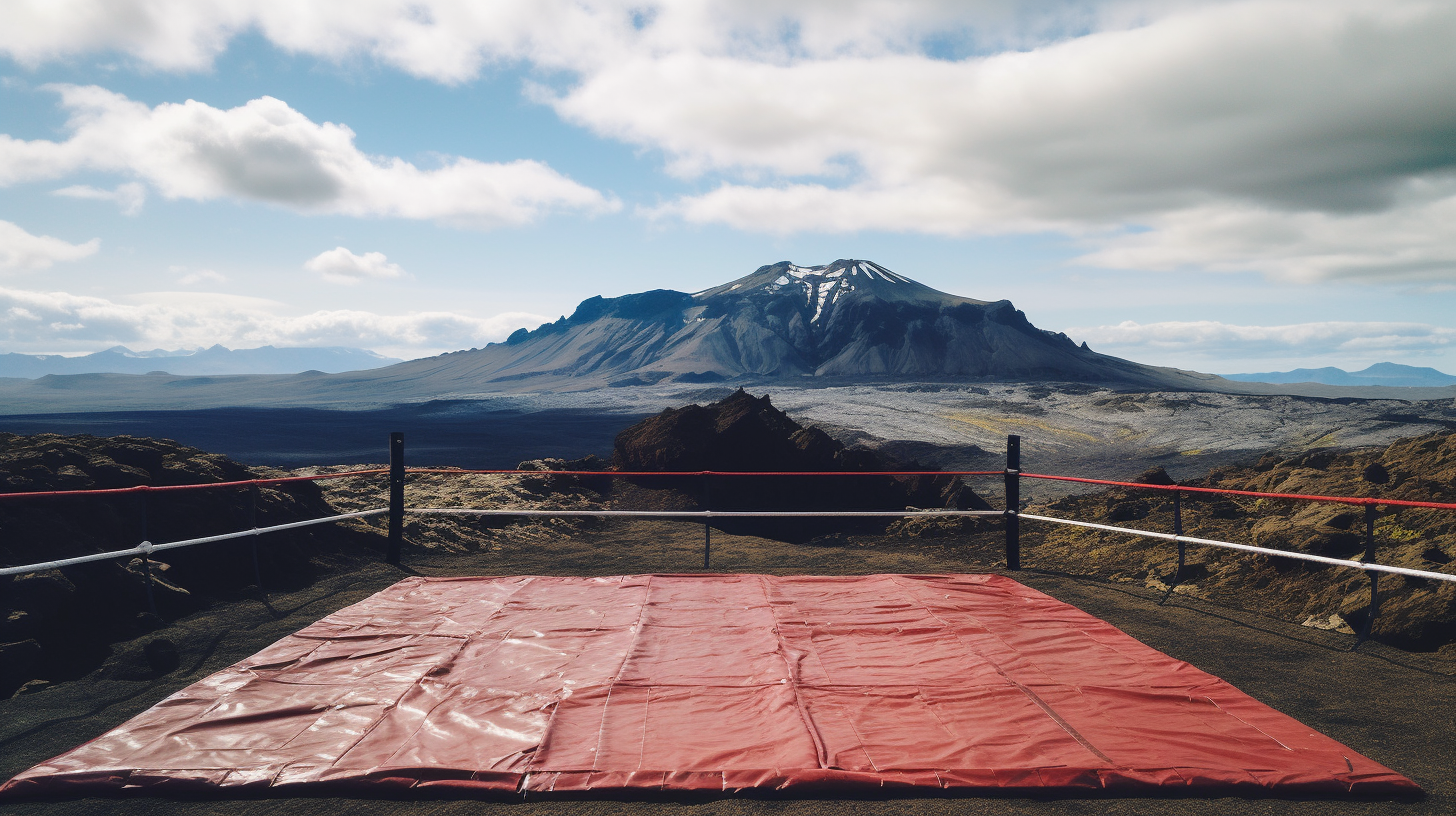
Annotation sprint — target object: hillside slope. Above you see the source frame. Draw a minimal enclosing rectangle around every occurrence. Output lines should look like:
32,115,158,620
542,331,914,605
0,433,379,697
0,345,400,377
1023,431,1456,651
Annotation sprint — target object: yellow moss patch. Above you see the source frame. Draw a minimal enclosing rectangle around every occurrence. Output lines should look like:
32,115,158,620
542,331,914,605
1301,430,1341,448
1376,519,1423,542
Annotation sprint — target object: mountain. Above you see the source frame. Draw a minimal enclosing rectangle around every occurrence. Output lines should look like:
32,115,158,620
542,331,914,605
385,259,1216,390
1225,362,1456,388
0,345,402,378
0,259,1234,413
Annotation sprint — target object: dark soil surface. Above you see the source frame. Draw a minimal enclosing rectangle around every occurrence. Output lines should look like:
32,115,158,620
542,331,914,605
1,515,1452,816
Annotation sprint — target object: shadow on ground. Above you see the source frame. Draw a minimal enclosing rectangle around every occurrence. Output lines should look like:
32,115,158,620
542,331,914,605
0,403,654,469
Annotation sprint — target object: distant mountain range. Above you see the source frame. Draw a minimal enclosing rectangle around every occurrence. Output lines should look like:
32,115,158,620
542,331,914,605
386,259,1214,390
0,345,402,378
10,259,1456,414
1225,363,1456,388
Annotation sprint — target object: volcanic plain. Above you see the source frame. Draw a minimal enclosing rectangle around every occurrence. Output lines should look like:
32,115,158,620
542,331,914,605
3,388,1456,814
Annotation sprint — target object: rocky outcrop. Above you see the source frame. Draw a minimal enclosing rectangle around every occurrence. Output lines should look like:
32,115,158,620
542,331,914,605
611,389,991,540
0,433,379,697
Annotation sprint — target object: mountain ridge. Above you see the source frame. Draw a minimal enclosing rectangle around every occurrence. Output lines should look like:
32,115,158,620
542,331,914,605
15,259,1455,411
398,258,1213,390
0,344,402,378
1226,362,1456,388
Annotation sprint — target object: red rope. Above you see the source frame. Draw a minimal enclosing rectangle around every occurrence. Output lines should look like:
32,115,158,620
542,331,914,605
404,468,1005,477
4,465,1454,512
0,468,388,500
1020,473,1456,511
418,468,1456,509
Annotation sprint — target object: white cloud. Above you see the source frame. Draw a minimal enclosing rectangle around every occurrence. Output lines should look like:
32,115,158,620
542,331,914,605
52,181,147,215
0,0,254,72
1067,318,1456,370
0,219,99,270
1074,189,1456,283
0,0,576,81
0,1,1192,79
0,1,763,78
176,268,227,285
595,2,1456,287
268,308,543,354
554,3,1456,194
593,1,1456,282
4,1,1456,282
0,86,618,227
645,180,1041,235
304,247,406,284
0,285,545,358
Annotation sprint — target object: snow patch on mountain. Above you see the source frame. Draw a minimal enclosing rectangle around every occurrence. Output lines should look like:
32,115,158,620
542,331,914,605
746,260,904,324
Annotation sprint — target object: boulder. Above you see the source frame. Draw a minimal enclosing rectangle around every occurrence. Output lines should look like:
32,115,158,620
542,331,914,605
611,389,990,540
515,455,611,494
1133,466,1177,486
613,390,808,473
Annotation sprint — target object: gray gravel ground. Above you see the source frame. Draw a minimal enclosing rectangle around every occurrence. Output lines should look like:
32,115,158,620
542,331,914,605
415,382,1456,488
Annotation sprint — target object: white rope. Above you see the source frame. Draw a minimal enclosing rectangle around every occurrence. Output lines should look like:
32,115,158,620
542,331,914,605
11,502,1450,588
409,508,1006,519
1018,512,1456,584
0,508,389,577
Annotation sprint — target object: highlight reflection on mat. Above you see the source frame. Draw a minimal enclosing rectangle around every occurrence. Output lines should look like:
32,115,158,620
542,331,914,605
1,574,1416,797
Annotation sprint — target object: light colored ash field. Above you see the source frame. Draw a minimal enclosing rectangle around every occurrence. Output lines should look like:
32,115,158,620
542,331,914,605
437,382,1456,487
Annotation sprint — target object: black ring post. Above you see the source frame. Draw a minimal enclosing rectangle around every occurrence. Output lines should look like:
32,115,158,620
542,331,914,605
1175,490,1185,562
139,553,157,616
1004,435,1021,571
702,475,712,570
248,483,262,588
1359,503,1380,644
387,432,405,566
137,491,157,615
1161,492,1185,604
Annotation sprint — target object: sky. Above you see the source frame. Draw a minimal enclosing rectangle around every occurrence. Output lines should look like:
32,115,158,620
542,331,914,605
1,0,1455,375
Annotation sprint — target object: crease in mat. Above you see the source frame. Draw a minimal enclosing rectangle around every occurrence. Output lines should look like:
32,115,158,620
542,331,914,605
0,573,1419,798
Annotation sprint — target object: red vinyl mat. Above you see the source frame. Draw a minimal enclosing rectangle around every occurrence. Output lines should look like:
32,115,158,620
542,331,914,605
1,574,1416,798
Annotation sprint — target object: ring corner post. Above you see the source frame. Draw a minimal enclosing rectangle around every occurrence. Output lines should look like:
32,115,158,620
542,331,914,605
1004,434,1021,571
1174,489,1185,579
1358,502,1380,645
137,491,157,614
387,432,405,567
1161,491,1185,604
